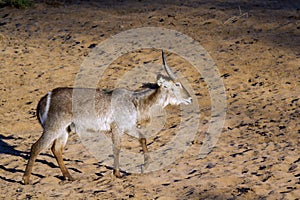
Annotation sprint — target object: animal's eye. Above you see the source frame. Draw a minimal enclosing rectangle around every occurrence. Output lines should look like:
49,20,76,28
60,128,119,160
175,82,181,87
164,85,167,88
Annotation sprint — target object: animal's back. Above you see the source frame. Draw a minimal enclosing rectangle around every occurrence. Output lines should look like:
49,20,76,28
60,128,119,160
37,87,115,129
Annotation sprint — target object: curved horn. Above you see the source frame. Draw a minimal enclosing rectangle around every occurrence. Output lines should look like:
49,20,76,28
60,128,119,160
162,50,177,80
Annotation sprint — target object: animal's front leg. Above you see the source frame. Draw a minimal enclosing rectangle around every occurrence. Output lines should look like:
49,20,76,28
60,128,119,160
139,138,150,162
139,134,152,172
127,129,152,172
112,124,122,178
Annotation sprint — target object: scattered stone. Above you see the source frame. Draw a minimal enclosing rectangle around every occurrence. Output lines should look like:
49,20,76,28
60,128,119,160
221,73,230,78
169,124,177,129
93,190,106,194
237,187,251,194
188,169,197,175
25,194,32,200
206,163,214,169
288,164,297,172
25,101,32,105
2,13,9,18
278,125,286,130
88,43,97,49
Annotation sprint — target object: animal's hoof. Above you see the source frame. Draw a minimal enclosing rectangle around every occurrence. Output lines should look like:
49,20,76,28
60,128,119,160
113,169,122,178
22,176,30,185
58,176,76,185
66,176,75,182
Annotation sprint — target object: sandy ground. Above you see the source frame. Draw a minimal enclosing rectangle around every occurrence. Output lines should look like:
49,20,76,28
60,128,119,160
0,0,299,199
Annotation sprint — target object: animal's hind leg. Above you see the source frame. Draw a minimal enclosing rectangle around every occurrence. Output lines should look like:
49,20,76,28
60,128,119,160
51,131,74,181
23,131,55,185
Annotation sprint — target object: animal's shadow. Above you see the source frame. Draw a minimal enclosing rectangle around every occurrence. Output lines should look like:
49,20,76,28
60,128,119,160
0,133,121,184
0,133,78,184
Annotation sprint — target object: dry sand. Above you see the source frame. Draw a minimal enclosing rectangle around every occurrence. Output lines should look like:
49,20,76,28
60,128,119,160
0,0,299,199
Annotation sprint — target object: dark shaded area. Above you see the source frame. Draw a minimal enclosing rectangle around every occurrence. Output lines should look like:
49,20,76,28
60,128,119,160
104,165,131,176
31,0,300,9
0,134,80,183
0,134,26,158
0,134,52,160
0,164,45,184
0,0,299,56
215,0,300,10
24,0,298,55
141,82,159,89
0,0,33,8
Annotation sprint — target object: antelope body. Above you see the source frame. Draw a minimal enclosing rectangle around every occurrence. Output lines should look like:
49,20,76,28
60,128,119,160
23,51,192,184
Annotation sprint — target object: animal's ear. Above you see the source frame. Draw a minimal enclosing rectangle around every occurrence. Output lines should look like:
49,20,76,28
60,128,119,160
157,74,166,86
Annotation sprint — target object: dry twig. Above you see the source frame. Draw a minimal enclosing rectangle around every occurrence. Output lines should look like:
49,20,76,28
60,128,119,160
224,6,248,24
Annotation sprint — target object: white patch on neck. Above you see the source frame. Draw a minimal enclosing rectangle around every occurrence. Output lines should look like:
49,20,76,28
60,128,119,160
41,91,52,126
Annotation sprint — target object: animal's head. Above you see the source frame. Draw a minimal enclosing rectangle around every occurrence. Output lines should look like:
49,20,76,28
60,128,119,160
157,51,192,107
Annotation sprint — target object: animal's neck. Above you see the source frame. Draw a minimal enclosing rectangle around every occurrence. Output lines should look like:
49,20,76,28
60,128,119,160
133,86,167,124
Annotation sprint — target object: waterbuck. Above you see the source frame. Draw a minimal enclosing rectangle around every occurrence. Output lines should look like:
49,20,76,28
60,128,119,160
23,51,192,184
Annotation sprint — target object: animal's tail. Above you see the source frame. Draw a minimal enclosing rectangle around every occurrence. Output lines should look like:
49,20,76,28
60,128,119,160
37,91,52,128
